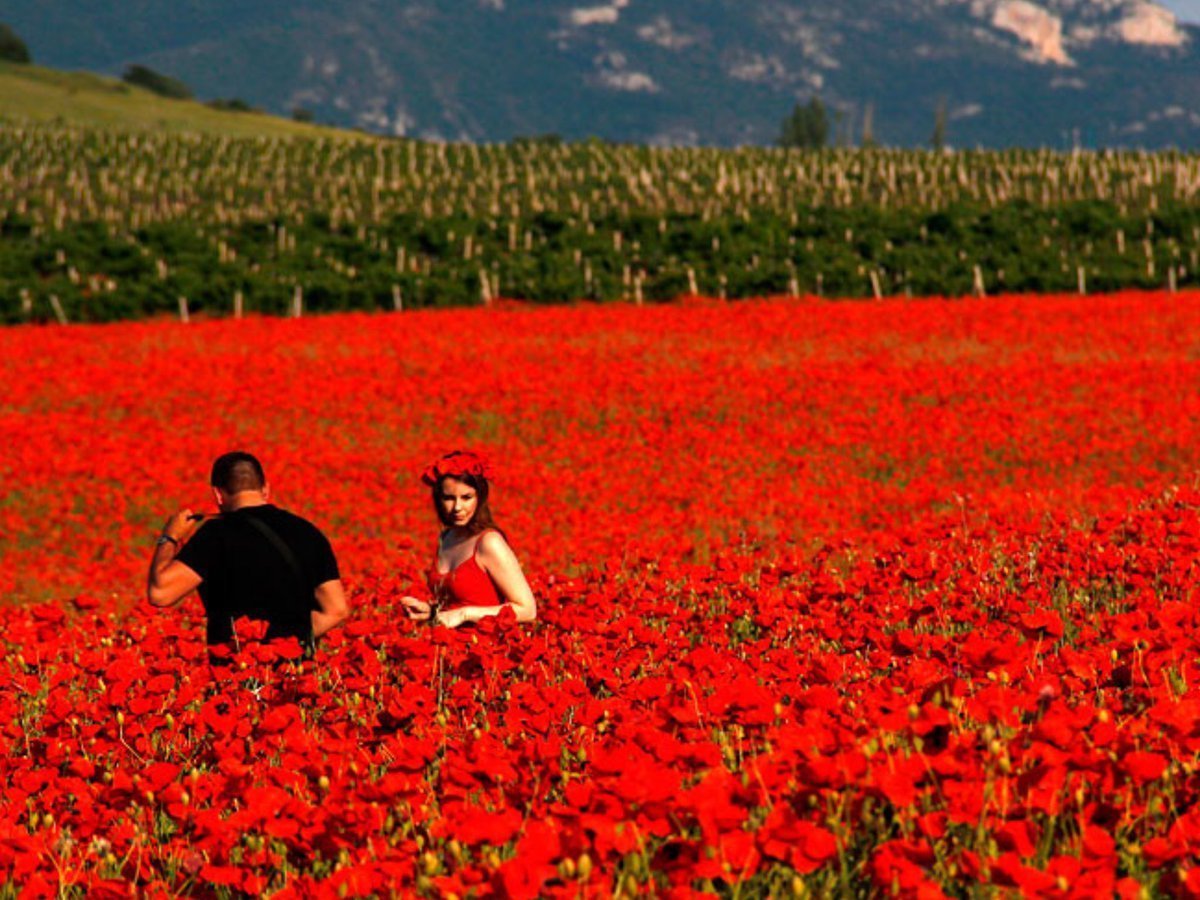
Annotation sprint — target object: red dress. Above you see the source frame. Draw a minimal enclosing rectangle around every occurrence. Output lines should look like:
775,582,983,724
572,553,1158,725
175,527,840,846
426,531,502,610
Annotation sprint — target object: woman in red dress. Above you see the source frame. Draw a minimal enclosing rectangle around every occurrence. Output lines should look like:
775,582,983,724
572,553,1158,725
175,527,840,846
401,450,537,628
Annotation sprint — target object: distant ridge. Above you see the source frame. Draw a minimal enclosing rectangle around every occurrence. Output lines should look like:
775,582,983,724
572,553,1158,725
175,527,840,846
2,1,1199,148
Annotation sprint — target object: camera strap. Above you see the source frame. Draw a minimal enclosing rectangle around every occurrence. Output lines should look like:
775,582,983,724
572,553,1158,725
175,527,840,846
237,513,315,655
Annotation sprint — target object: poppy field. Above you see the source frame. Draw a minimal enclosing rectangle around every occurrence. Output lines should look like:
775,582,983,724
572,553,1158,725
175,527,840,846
2,290,1200,897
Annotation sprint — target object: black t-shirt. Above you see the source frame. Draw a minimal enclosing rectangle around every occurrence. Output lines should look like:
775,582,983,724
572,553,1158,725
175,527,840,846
176,505,340,646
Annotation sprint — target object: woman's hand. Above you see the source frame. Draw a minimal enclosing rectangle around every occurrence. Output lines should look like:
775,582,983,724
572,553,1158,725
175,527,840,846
401,596,432,622
436,607,466,629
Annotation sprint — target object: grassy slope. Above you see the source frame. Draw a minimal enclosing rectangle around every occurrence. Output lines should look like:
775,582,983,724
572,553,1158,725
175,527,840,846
0,61,370,139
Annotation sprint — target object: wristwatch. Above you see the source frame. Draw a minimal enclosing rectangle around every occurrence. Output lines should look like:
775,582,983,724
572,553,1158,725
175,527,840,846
156,534,179,548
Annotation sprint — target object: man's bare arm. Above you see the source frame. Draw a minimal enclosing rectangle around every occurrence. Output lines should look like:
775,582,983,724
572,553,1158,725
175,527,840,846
312,579,350,638
147,509,203,607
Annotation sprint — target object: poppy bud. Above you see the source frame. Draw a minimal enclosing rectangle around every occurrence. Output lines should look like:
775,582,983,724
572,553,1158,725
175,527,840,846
558,858,577,879
116,711,125,727
421,851,439,875
577,853,593,880
317,775,331,791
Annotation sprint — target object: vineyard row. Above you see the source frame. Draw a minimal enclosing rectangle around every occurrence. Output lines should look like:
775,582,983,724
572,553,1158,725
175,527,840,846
3,202,1199,321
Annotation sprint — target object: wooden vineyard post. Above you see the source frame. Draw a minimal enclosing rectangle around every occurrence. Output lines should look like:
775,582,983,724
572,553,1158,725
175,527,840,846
49,294,68,325
973,265,986,298
633,271,644,306
234,290,244,319
178,296,190,323
788,276,800,299
686,267,698,296
20,289,32,320
1168,266,1178,294
869,270,883,301
392,284,403,311
292,285,303,318
1077,266,1087,296
479,269,493,306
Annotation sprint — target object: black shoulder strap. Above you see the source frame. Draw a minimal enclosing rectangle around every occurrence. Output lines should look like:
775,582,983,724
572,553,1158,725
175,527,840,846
239,513,308,599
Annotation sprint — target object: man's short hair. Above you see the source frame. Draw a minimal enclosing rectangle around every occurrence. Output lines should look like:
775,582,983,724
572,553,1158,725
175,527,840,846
211,451,266,494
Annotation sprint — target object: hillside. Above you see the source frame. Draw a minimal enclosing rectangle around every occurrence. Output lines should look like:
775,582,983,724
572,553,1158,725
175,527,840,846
2,0,1199,147
0,61,368,139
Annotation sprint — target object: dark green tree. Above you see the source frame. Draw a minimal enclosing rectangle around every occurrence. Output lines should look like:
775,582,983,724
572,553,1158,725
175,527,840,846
122,64,192,100
861,102,877,149
778,97,829,149
931,97,948,151
0,23,31,63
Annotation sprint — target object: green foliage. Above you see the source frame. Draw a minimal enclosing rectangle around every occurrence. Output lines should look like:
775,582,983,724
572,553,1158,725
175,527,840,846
291,106,315,123
931,98,948,151
0,24,30,64
121,64,192,100
4,201,1197,323
1,124,1199,322
207,98,257,113
779,97,829,149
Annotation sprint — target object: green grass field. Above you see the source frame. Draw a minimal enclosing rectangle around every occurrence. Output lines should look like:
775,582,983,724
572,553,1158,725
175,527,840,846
0,61,368,140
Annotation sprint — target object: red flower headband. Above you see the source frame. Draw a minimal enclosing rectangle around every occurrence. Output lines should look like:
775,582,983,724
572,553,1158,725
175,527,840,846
421,450,493,486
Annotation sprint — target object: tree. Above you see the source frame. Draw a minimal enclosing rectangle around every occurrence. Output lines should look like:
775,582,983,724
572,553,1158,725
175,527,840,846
207,97,256,113
931,98,948,151
122,64,192,100
861,102,877,149
291,106,315,123
778,97,829,149
0,23,31,63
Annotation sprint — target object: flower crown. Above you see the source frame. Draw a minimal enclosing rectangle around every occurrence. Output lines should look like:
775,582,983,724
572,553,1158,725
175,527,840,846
421,450,493,487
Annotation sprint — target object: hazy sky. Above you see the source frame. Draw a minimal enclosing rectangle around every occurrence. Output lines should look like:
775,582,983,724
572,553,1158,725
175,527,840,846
1162,0,1200,22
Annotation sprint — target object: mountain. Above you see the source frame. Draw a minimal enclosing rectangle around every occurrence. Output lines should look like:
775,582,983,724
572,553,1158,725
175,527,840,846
2,0,1198,148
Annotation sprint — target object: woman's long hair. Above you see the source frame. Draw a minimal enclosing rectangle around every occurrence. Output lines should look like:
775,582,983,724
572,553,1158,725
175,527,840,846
432,472,503,537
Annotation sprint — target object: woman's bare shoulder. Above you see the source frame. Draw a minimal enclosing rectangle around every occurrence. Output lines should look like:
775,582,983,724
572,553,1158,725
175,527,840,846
475,529,511,557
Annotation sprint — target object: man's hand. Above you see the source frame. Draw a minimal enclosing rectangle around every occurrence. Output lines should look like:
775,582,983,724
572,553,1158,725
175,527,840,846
160,508,201,545
401,596,433,622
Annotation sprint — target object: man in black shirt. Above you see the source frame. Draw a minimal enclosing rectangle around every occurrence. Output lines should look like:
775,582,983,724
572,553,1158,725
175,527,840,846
147,451,349,651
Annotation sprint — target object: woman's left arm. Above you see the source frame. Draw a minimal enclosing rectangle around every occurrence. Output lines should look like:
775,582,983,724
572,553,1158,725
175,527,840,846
439,532,537,627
